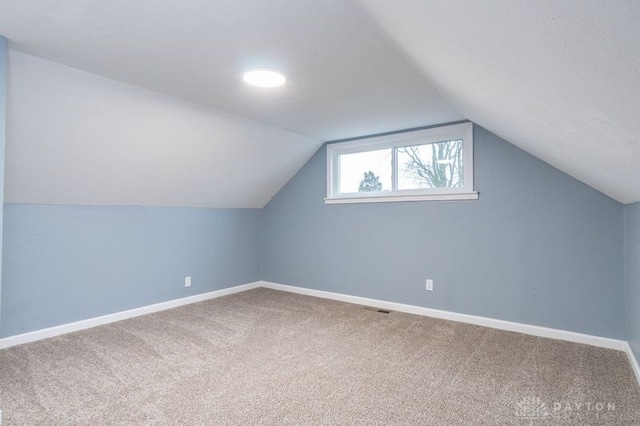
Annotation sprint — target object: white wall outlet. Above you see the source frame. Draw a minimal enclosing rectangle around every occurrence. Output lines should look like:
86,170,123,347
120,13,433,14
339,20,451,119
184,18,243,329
426,279,433,291
185,276,191,287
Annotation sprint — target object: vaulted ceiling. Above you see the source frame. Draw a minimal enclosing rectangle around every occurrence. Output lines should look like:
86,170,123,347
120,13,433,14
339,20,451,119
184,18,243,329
354,0,640,204
0,0,638,206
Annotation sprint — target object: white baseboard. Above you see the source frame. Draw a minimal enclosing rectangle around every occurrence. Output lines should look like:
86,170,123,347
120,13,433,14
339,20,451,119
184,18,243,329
0,280,630,361
0,281,262,350
625,343,640,387
259,281,628,352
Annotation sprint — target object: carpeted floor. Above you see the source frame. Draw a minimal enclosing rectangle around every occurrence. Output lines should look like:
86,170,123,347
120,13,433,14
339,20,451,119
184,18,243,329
1,288,639,425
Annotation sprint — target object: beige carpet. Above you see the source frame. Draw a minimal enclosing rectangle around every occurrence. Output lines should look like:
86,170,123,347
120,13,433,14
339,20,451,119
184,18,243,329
1,288,639,425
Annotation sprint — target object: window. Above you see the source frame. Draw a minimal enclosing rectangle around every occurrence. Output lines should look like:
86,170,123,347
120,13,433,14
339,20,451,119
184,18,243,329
326,122,477,204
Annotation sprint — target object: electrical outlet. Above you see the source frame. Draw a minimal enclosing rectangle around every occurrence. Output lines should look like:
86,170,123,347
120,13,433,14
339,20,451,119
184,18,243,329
185,276,192,287
426,279,433,291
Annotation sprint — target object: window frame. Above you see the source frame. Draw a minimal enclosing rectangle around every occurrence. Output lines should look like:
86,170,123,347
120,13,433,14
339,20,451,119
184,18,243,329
325,122,478,204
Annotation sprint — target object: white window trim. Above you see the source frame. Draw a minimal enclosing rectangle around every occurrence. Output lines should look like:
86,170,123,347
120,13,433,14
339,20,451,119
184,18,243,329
325,122,478,204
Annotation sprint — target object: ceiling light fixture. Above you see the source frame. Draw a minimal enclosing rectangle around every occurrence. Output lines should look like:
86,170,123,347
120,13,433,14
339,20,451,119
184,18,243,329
243,69,286,88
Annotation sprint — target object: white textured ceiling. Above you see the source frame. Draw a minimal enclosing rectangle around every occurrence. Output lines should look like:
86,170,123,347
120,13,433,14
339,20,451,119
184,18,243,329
355,0,640,204
0,0,461,141
6,51,319,208
1,1,639,205
0,0,463,208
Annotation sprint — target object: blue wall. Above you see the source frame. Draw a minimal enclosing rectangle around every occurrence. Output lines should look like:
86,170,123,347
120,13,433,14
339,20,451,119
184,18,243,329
0,205,261,337
625,202,640,360
262,125,626,339
0,37,7,330
0,125,630,342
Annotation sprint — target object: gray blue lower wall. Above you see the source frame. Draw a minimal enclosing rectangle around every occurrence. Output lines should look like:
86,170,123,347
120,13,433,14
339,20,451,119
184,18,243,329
0,204,261,337
0,37,8,330
625,202,640,360
262,125,626,339
0,126,630,343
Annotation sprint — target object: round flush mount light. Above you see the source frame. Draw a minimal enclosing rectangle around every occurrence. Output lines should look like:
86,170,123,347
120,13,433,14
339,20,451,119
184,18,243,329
243,69,286,88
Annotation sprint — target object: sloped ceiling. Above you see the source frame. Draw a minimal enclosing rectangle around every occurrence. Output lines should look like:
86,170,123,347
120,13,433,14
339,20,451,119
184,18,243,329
0,0,461,140
5,51,319,208
1,1,639,206
355,0,640,204
0,0,462,208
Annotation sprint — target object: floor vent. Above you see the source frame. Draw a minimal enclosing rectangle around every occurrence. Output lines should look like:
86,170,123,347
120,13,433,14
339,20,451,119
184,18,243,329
363,306,391,314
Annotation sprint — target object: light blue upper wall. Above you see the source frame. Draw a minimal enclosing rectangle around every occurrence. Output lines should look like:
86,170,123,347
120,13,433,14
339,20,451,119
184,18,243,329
262,125,626,339
0,37,7,329
0,205,262,337
625,202,640,359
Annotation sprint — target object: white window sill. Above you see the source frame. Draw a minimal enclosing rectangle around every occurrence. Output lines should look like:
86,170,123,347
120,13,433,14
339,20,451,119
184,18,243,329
324,192,479,204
